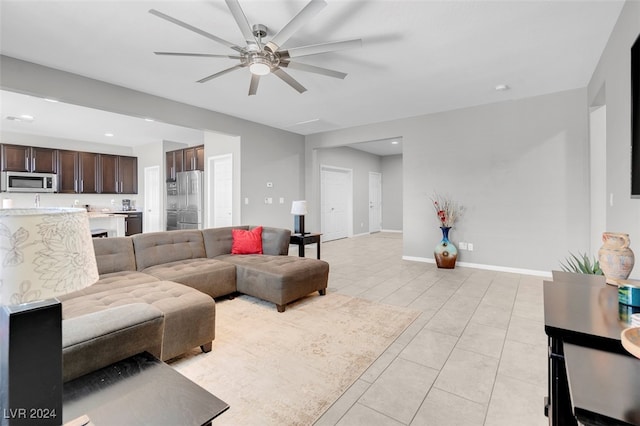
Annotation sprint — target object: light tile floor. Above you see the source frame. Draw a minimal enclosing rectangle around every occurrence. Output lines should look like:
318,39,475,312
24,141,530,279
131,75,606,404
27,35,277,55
307,232,548,426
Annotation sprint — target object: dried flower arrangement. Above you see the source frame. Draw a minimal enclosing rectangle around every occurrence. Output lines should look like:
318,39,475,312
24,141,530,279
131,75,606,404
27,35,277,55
431,193,463,228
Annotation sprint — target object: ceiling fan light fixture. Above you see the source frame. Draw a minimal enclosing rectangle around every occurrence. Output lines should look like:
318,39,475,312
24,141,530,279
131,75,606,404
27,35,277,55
249,61,271,76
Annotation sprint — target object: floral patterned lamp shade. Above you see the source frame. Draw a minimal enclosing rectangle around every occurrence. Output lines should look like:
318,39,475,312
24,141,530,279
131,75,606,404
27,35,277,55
0,208,99,305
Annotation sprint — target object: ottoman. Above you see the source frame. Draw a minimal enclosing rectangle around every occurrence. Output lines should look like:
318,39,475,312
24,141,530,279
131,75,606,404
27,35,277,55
216,254,329,312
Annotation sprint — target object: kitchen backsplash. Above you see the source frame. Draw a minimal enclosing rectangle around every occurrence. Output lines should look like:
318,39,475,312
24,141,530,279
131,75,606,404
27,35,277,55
0,192,139,211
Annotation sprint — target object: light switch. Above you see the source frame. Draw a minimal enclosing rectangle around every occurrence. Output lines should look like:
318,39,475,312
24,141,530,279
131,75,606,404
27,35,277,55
245,198,249,205
279,197,284,204
266,182,273,188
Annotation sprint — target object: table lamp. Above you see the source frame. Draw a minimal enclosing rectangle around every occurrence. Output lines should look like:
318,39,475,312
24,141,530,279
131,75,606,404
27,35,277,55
291,200,308,235
0,208,99,426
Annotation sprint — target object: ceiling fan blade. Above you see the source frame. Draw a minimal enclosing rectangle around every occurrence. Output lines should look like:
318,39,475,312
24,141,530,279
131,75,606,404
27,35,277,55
281,39,362,58
279,61,347,79
265,0,327,52
272,68,307,94
248,74,260,96
197,64,245,83
149,9,244,53
225,0,258,46
155,52,242,59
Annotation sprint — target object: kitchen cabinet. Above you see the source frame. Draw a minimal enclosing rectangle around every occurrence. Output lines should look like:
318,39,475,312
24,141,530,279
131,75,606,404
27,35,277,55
113,212,142,236
2,144,57,173
57,150,98,193
100,155,137,194
58,150,79,193
184,145,204,171
166,145,204,180
79,152,99,193
165,150,183,181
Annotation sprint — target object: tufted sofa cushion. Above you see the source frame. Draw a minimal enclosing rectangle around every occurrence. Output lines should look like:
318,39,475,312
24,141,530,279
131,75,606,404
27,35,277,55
141,258,237,298
60,280,216,362
202,226,291,257
132,230,207,271
93,236,137,274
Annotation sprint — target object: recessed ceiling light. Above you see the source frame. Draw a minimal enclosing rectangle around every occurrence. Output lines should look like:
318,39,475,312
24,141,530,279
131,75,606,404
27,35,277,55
144,118,155,122
495,84,510,91
104,132,114,137
391,140,399,145
20,114,34,121
43,98,59,103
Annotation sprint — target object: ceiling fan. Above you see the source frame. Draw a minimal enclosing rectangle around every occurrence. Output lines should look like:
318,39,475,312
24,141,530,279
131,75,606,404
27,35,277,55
149,0,362,96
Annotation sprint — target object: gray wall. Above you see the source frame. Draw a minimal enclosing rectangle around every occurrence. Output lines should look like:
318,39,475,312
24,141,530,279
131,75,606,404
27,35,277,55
587,0,640,279
316,146,382,235
382,154,403,231
0,55,305,230
307,88,590,273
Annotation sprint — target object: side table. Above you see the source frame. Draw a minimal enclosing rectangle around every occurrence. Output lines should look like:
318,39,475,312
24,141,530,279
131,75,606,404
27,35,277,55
290,233,322,259
63,352,229,425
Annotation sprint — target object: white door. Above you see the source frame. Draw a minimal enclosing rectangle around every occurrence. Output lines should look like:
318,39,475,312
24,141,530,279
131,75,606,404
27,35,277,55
369,172,382,233
143,166,161,232
208,154,233,228
321,166,351,241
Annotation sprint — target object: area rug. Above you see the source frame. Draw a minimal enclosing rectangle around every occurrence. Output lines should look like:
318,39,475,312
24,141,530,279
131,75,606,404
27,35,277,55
169,292,420,425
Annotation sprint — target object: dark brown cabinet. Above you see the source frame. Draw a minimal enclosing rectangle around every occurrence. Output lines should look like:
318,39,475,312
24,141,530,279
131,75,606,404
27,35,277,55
2,144,138,195
184,145,204,171
2,144,57,173
57,150,98,194
100,155,137,194
113,212,142,236
58,150,78,193
79,152,99,194
166,145,203,180
165,150,183,182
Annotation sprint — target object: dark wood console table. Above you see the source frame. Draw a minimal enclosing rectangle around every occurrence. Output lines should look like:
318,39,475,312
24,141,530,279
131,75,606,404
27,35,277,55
63,352,229,425
544,279,640,426
290,233,322,259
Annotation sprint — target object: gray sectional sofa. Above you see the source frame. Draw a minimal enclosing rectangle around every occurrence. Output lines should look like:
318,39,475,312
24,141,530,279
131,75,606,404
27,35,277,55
60,226,329,381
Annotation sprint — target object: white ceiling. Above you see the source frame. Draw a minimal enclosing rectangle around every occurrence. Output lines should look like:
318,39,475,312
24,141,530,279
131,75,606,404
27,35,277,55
0,0,626,155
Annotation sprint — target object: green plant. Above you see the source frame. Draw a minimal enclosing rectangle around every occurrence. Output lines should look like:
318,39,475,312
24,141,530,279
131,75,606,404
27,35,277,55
560,252,603,275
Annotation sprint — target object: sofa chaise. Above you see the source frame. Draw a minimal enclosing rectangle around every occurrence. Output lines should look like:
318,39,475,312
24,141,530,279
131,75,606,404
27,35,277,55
60,226,329,381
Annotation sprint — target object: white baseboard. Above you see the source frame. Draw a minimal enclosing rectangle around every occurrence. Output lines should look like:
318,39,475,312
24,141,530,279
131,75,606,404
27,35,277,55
352,232,370,238
401,256,552,278
381,229,403,233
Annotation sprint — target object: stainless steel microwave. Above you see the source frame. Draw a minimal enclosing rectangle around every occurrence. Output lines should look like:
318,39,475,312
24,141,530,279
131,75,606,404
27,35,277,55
1,171,58,193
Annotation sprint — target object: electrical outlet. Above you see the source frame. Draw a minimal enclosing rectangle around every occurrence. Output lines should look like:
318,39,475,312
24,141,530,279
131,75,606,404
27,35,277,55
459,242,468,250
279,197,284,204
264,197,269,204
267,197,273,204
467,243,474,251
245,198,249,205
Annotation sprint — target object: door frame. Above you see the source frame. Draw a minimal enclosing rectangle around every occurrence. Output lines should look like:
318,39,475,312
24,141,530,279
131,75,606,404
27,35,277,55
320,164,353,241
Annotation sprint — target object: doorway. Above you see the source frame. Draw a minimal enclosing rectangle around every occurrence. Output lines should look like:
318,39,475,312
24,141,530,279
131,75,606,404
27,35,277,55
208,154,233,228
369,172,382,233
320,165,352,241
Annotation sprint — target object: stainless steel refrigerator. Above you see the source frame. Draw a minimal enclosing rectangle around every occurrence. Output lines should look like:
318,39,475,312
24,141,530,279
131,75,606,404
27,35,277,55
166,170,204,230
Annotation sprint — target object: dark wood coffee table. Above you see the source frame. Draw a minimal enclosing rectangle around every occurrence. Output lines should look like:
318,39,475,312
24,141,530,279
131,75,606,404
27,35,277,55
544,279,640,426
62,352,228,425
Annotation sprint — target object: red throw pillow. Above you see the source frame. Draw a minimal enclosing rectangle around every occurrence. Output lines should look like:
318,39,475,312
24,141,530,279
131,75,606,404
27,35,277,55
231,226,263,254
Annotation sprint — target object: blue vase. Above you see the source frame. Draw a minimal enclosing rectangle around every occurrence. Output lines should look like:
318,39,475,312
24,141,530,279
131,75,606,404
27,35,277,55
434,226,458,269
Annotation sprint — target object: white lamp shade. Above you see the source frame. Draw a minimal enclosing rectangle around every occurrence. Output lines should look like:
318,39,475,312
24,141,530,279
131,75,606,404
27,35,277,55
0,208,99,305
291,200,308,215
